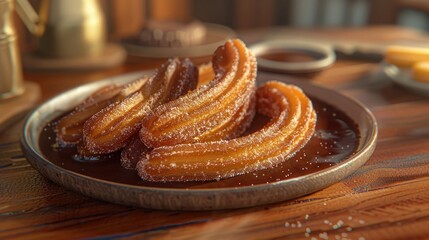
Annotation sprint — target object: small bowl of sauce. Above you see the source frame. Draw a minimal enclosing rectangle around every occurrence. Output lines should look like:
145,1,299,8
250,40,335,73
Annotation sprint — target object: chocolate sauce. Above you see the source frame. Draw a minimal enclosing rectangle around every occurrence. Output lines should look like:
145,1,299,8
258,50,320,63
39,98,359,189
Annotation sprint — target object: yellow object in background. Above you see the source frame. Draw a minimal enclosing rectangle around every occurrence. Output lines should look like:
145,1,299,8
412,62,429,83
385,46,429,68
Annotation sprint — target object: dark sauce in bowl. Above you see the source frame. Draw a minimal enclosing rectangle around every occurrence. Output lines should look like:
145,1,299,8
39,98,359,189
258,50,321,63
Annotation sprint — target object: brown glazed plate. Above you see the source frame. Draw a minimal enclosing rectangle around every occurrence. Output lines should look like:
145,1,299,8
21,71,378,210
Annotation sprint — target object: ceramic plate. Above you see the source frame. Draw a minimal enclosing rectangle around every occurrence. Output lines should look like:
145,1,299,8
21,71,377,210
383,63,429,96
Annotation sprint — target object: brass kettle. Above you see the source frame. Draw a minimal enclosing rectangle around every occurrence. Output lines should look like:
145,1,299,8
16,0,106,58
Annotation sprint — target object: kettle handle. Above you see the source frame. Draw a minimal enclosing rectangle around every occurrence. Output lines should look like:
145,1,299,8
15,0,44,36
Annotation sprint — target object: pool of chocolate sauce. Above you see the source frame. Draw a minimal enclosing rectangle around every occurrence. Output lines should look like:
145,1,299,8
39,98,359,189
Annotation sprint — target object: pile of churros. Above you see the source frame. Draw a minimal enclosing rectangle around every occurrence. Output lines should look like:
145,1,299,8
55,39,317,182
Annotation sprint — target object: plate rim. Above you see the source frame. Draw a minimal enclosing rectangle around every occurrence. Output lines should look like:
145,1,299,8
20,71,378,209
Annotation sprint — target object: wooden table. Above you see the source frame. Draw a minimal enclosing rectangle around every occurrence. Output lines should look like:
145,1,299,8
2,26,429,239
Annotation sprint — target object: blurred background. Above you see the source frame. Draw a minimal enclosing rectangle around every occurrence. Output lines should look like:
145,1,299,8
15,0,429,51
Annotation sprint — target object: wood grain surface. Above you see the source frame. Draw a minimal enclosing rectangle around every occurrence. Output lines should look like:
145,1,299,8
1,26,429,239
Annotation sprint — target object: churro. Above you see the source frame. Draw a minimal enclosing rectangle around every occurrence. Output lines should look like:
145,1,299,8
83,58,198,154
137,81,316,182
140,39,257,148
